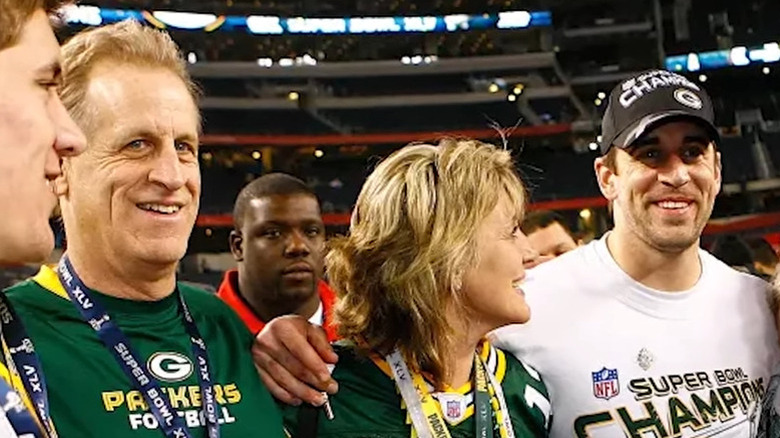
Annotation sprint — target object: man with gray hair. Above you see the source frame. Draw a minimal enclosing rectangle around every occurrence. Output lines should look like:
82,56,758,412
4,20,285,437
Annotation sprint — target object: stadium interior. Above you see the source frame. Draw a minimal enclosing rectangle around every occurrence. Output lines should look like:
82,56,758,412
4,0,779,289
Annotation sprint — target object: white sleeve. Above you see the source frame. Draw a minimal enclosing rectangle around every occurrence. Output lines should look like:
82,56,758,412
0,410,19,438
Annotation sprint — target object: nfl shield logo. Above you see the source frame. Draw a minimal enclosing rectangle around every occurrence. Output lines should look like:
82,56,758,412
437,393,466,424
592,367,620,400
446,400,461,419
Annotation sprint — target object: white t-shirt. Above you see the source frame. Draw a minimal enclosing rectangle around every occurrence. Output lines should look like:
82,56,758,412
492,236,780,437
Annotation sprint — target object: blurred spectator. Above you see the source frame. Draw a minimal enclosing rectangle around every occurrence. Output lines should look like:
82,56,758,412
217,173,338,340
521,210,578,260
746,237,779,279
0,265,40,290
710,234,761,277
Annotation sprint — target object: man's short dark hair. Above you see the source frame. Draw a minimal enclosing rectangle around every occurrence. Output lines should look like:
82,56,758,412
521,210,570,235
232,173,318,230
710,234,754,269
747,237,779,267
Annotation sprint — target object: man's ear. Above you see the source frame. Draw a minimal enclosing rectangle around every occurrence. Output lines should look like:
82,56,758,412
714,150,723,192
229,230,244,262
594,156,619,202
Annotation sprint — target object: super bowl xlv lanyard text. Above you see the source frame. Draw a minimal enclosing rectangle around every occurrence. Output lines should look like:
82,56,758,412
386,349,515,438
57,255,220,438
0,293,57,438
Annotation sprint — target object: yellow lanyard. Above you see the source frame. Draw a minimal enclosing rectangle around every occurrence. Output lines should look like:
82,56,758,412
386,349,515,438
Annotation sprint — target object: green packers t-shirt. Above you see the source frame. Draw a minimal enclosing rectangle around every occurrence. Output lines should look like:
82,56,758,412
282,342,552,438
4,266,284,438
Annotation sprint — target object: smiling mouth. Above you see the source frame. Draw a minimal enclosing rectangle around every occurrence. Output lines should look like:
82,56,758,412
137,203,181,215
654,200,692,210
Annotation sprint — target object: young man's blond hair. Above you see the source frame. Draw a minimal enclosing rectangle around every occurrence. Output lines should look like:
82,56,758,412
0,0,65,49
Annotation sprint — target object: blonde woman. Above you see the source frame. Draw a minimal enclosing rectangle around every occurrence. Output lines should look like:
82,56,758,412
282,138,551,438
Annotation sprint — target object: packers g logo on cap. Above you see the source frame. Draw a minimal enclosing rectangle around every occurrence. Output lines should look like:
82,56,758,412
673,88,703,110
147,352,194,382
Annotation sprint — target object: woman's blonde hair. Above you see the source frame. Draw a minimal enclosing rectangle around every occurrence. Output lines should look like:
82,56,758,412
59,20,201,134
327,138,526,384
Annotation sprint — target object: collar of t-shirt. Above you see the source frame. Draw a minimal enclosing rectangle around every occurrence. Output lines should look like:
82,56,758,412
308,300,324,326
32,264,184,329
593,232,712,320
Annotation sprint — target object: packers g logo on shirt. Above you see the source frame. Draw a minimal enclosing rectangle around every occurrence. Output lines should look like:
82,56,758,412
147,352,194,382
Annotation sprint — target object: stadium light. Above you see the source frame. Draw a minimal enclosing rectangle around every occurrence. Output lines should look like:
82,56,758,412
752,43,780,63
513,84,525,95
314,149,324,158
496,11,532,29
61,4,102,25
666,40,780,72
507,94,517,102
730,47,750,67
247,15,284,34
297,54,318,66
488,83,500,93
289,17,347,34
59,5,552,35
443,14,470,31
149,11,220,30
288,91,300,101
686,53,701,72
403,16,437,32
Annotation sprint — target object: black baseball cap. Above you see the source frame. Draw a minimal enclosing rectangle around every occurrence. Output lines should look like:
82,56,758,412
600,69,720,154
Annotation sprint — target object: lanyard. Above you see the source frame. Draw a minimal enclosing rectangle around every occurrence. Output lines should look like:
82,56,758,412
473,354,491,438
0,377,40,438
0,293,57,438
482,357,514,438
386,348,515,438
56,255,220,438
